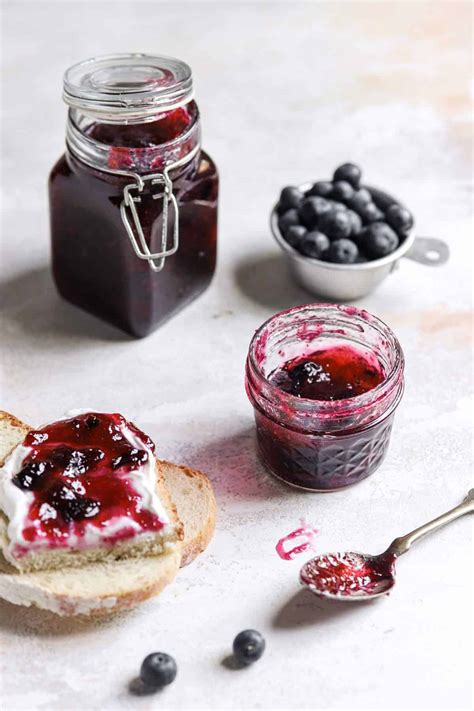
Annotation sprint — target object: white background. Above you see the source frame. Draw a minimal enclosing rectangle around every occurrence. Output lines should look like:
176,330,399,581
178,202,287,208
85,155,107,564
0,2,472,710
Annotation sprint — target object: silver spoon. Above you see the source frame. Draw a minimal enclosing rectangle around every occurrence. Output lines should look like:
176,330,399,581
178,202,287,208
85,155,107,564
300,489,474,601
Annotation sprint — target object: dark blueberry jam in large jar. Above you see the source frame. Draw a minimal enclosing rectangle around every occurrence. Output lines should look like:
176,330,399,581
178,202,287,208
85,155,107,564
49,54,218,338
245,304,405,491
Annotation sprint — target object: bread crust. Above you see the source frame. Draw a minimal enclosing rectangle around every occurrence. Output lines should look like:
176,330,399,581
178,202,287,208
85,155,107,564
155,466,184,542
0,546,182,616
0,410,31,433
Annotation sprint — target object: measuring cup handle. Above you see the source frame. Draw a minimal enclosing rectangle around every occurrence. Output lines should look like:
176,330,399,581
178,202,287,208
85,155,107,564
404,236,450,266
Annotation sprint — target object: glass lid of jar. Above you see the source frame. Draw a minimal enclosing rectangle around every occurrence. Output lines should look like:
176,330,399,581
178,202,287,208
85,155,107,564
63,53,194,123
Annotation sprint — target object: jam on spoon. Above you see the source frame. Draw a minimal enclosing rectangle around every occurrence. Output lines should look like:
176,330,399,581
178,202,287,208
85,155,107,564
300,490,474,601
300,552,396,598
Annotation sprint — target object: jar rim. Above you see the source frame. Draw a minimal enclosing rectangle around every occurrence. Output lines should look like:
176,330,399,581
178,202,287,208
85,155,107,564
247,303,405,419
63,53,194,123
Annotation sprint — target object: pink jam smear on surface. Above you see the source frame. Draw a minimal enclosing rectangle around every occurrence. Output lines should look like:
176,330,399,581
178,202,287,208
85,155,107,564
13,412,165,551
269,344,385,401
300,552,396,597
276,519,319,560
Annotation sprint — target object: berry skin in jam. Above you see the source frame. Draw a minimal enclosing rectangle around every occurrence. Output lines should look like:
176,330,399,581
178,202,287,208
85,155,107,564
269,344,385,401
13,412,165,548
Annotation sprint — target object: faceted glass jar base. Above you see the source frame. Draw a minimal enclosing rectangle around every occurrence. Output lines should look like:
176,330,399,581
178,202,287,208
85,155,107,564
255,409,395,491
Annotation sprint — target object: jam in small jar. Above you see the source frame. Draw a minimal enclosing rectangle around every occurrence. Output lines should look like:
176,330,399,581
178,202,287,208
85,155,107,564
245,304,405,491
49,54,218,337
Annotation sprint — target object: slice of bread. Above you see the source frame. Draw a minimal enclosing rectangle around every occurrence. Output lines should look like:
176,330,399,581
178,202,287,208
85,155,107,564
159,461,217,567
0,412,216,615
0,533,182,616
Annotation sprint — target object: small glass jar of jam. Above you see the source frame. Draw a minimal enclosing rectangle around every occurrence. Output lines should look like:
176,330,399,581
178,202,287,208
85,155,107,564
245,304,405,491
49,54,218,337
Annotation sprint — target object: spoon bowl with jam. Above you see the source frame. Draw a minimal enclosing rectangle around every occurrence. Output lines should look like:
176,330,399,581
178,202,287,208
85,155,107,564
300,490,474,601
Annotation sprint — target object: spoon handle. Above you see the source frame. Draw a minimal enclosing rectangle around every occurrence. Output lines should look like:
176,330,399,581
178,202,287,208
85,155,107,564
387,489,474,557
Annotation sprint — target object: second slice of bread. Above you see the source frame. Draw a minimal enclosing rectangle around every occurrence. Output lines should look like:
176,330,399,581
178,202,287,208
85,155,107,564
159,460,217,567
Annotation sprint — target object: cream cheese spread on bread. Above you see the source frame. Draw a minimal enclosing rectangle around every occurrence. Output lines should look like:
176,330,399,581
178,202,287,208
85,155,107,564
0,410,178,572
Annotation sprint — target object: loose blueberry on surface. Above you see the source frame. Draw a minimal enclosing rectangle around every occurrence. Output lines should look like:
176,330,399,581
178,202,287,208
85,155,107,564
298,197,332,229
140,653,177,689
278,209,300,235
278,186,304,212
319,210,352,239
233,630,266,666
307,181,333,198
346,209,363,236
326,238,359,264
331,181,354,202
333,163,362,188
359,202,384,224
298,231,330,258
284,225,307,249
359,222,400,259
385,204,414,234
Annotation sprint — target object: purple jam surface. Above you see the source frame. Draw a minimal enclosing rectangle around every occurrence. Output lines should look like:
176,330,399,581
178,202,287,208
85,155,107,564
14,413,165,549
87,104,197,150
269,344,385,401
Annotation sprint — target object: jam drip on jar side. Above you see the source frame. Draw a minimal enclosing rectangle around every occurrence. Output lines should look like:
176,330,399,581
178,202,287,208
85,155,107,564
300,552,396,597
269,344,385,401
14,413,164,546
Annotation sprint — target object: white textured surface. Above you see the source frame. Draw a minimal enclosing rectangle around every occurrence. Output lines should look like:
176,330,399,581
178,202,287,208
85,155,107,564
0,2,472,710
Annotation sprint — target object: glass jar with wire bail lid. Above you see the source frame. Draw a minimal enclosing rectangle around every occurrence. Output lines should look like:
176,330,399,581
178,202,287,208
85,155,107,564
49,53,218,338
